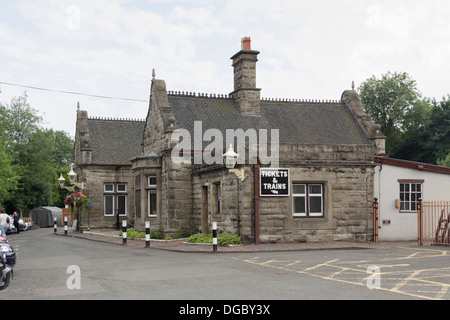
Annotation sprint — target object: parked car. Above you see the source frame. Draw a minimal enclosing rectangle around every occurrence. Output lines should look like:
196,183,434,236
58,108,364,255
0,243,16,267
6,216,27,234
16,218,28,231
0,235,7,243
0,252,12,290
23,219,32,230
6,219,16,234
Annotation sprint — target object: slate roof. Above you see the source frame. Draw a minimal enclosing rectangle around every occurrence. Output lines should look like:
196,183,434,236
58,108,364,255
167,95,371,146
87,118,145,165
83,95,371,165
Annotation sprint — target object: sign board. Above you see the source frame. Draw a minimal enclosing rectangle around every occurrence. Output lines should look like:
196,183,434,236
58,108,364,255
71,219,78,231
260,168,290,196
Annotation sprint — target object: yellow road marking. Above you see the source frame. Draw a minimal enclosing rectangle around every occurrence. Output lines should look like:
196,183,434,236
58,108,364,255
233,248,450,300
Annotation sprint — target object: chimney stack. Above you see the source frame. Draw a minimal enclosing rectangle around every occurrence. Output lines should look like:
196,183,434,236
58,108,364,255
230,37,261,114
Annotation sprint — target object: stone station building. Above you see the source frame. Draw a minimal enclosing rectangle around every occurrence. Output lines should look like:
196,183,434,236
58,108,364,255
73,38,386,243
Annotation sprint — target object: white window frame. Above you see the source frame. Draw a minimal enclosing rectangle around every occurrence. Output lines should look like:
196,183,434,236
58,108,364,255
117,194,127,216
308,184,323,217
104,194,115,216
147,190,157,217
399,181,423,212
292,183,324,217
293,184,306,217
117,183,127,193
104,183,128,216
147,176,157,217
217,184,222,214
104,183,114,193
148,176,157,188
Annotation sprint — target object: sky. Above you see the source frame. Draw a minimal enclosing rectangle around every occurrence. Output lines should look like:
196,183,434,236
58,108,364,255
1,0,450,138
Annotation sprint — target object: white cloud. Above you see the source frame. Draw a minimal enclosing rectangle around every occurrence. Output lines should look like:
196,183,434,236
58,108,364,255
1,0,450,138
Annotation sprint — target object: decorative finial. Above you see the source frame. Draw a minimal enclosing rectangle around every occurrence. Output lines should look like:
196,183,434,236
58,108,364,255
152,69,155,80
352,81,355,91
77,101,80,111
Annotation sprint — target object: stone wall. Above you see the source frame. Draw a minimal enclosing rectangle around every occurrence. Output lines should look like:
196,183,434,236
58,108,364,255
258,165,374,243
131,76,377,243
132,156,194,235
190,142,375,243
192,166,254,241
134,78,193,235
81,165,135,229
160,156,193,233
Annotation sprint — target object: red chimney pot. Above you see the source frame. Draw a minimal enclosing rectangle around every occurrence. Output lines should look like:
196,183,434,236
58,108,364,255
241,37,251,50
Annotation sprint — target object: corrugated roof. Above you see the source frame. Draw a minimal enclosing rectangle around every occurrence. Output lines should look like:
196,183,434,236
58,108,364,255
87,118,145,165
168,95,370,145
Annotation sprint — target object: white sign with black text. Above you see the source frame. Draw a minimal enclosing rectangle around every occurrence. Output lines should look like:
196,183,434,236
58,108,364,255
260,168,290,196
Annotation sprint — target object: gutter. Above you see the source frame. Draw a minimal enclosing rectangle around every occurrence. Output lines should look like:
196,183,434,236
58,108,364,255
253,159,260,245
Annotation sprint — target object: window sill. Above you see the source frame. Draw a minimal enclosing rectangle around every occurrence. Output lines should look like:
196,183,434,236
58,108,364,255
293,215,324,219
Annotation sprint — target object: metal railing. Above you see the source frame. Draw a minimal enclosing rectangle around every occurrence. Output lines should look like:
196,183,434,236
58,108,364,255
418,200,450,246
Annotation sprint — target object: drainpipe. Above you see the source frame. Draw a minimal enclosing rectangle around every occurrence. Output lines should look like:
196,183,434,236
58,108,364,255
236,176,241,236
253,159,260,245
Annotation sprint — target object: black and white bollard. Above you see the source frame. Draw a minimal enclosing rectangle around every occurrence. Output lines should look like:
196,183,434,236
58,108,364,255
212,222,218,252
145,221,150,247
54,217,57,234
122,220,127,245
64,216,68,235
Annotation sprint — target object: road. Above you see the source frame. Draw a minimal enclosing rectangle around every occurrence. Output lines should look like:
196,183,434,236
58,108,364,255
2,228,450,304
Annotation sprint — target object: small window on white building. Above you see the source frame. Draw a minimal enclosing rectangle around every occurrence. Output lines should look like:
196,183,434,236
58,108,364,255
399,180,423,212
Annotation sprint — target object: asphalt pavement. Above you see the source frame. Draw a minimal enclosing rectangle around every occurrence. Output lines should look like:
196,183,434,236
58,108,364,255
56,228,408,253
3,228,447,301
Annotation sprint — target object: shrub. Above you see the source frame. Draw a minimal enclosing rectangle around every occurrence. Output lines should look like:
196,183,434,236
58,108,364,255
187,232,242,246
149,230,163,239
173,225,198,239
218,233,242,246
119,228,164,240
119,228,145,239
187,233,212,244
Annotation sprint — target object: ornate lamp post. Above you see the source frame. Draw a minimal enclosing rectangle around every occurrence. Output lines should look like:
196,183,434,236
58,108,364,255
58,166,86,192
222,144,245,234
58,165,88,231
223,144,245,181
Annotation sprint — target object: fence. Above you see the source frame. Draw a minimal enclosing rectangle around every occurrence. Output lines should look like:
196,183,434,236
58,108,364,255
418,201,450,246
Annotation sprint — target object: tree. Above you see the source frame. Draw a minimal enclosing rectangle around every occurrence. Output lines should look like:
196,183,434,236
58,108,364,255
10,129,57,211
4,93,42,146
423,96,450,164
359,72,433,158
51,129,75,169
1,93,74,213
0,105,22,204
391,98,433,163
438,153,450,167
